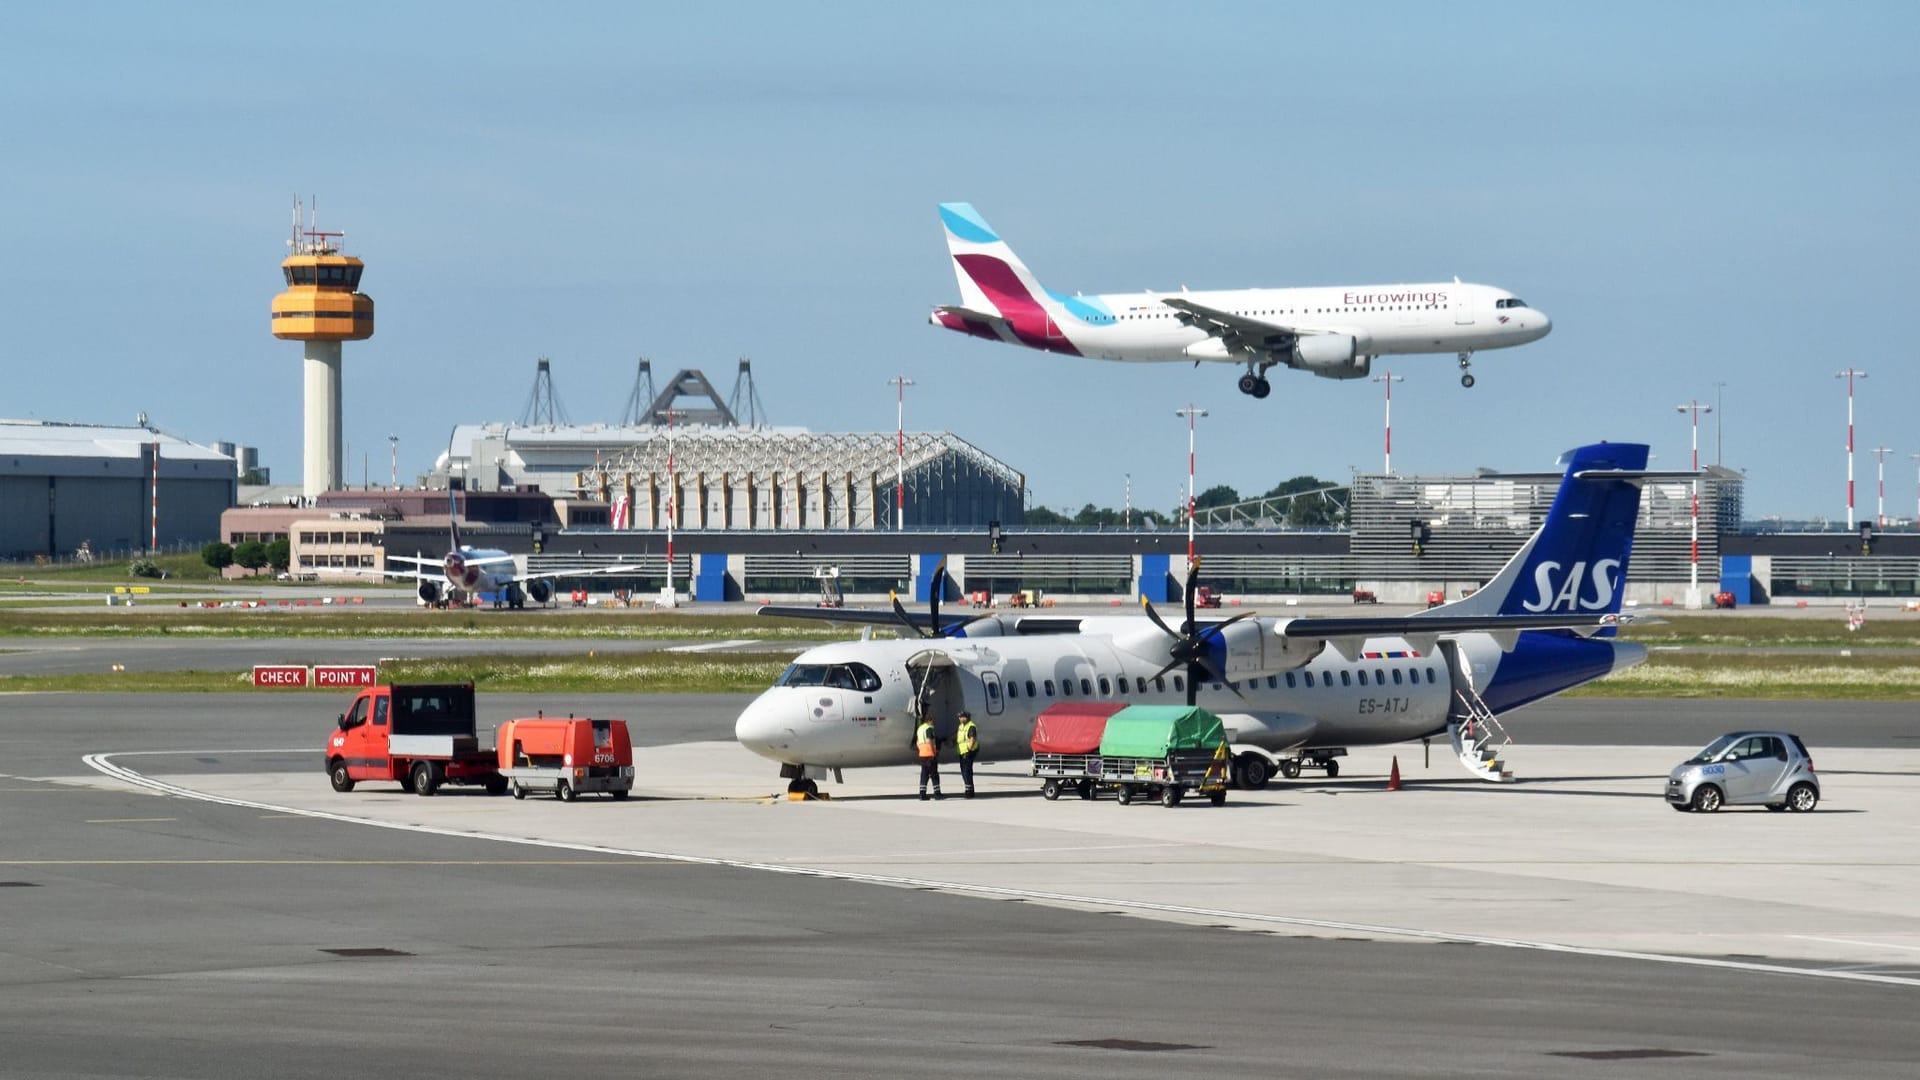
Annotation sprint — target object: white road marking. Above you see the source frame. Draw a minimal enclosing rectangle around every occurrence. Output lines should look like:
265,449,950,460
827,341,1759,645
80,749,1920,991
1790,935,1920,954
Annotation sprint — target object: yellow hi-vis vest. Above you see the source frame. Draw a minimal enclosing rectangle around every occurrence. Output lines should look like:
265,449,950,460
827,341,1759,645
955,720,979,756
916,722,937,758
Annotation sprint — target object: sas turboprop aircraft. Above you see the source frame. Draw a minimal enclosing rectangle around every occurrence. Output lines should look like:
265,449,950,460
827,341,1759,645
929,202,1551,397
737,442,1656,796
380,496,639,610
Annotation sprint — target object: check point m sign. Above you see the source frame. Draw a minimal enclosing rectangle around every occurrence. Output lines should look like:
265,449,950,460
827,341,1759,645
252,665,377,688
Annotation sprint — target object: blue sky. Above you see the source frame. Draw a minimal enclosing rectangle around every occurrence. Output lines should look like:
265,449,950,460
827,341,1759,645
3,2,1914,521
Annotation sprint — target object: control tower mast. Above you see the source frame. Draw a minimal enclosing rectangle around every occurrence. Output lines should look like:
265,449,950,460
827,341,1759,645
272,199,374,498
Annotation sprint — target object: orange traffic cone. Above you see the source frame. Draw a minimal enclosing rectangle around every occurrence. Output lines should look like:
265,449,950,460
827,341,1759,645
1387,756,1402,791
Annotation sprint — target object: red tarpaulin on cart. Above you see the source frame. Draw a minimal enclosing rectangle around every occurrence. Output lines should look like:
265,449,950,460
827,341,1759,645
1030,702,1127,755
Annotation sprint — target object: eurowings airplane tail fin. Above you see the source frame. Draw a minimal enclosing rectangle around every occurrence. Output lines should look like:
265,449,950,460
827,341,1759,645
1418,442,1651,619
940,201,1068,315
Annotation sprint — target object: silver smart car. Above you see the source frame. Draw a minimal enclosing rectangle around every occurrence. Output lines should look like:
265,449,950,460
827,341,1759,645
1666,732,1820,813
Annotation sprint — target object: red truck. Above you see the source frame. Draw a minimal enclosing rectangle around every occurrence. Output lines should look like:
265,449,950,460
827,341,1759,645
497,716,635,801
325,683,507,797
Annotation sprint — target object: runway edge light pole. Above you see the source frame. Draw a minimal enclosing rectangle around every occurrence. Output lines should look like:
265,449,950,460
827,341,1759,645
1836,368,1868,529
1175,405,1208,572
1676,400,1712,610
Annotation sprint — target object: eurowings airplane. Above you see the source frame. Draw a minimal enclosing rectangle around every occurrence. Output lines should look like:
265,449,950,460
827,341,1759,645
736,442,1655,796
929,202,1551,397
378,496,639,609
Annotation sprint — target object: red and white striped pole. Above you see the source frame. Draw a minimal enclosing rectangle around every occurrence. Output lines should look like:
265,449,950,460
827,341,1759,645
150,439,160,553
1675,400,1711,609
1871,446,1893,528
664,407,676,601
887,376,915,530
1372,371,1404,474
1174,405,1208,569
1837,368,1868,529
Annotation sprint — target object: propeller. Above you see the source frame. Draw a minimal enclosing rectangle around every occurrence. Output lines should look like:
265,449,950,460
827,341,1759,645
889,560,992,639
1141,557,1257,705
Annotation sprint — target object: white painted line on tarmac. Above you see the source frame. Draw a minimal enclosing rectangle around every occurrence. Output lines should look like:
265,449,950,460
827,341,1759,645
665,639,757,653
81,749,1920,991
1791,935,1920,954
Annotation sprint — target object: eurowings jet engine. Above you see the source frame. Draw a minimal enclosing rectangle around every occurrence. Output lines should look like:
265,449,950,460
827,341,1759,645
527,579,553,605
1292,334,1370,379
444,551,482,590
418,581,442,606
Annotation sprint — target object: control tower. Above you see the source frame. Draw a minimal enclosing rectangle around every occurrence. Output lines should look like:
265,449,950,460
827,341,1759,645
271,203,374,498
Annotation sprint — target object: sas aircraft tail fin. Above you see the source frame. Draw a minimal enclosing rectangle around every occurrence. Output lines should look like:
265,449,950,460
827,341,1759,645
1418,442,1651,620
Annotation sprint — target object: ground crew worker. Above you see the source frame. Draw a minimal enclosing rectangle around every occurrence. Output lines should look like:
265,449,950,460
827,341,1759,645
915,717,942,800
954,711,980,798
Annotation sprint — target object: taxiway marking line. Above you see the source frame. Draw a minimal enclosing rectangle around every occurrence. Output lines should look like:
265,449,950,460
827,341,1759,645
1791,935,1920,954
81,748,1920,991
666,639,757,653
85,817,177,824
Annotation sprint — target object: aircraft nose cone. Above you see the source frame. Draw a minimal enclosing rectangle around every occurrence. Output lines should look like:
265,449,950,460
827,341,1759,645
734,694,794,761
1534,311,1553,339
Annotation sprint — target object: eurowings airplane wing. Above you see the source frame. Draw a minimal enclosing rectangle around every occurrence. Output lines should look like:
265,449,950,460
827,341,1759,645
1159,296,1342,356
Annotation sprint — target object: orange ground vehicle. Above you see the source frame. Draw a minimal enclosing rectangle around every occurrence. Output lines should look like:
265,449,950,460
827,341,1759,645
1194,586,1224,608
496,716,635,801
325,683,506,797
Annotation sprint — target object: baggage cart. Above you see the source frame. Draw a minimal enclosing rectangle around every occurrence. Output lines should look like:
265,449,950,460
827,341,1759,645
1030,703,1125,801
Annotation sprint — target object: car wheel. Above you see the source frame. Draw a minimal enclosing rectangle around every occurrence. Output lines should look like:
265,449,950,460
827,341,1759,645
1041,779,1061,801
1116,785,1134,806
1209,789,1226,806
411,762,437,797
557,779,576,802
1324,759,1340,778
1279,759,1301,780
329,761,355,793
1691,784,1723,813
1787,782,1819,812
511,782,526,800
1160,786,1182,808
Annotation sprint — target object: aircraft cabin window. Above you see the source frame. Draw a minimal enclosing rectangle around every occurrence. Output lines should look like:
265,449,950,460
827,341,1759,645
1116,678,1127,696
1358,671,1368,686
1374,668,1385,685
1340,671,1352,687
1154,676,1165,693
1427,667,1438,683
1081,678,1093,696
1172,675,1184,693
1098,676,1111,695
1026,680,1037,698
1285,672,1296,688
1007,682,1019,699
1060,679,1072,697
1304,671,1314,687
1267,676,1278,689
1392,669,1403,685
1044,679,1055,697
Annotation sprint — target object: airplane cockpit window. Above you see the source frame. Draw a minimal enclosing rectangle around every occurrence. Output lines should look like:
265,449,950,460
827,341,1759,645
1494,297,1530,310
776,663,883,692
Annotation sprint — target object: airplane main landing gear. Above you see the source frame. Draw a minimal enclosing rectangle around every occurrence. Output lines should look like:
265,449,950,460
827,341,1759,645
1236,372,1272,399
1458,350,1476,388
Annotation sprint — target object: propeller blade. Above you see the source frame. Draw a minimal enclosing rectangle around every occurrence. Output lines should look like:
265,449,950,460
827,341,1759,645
927,559,946,638
889,591,929,639
1139,595,1181,641
1149,658,1183,684
1183,556,1202,629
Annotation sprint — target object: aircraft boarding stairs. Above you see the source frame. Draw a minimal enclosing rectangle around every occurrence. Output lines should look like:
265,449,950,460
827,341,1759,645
1439,640,1513,783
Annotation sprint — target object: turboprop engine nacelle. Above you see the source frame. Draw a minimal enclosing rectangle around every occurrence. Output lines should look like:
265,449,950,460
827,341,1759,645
1292,334,1369,379
1206,617,1319,681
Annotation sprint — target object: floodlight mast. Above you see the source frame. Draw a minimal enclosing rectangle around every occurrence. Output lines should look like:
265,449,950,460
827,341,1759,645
1174,405,1208,570
1676,400,1712,609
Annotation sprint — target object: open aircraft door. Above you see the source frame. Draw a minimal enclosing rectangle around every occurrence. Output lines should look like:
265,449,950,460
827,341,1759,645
1436,638,1479,721
906,649,965,744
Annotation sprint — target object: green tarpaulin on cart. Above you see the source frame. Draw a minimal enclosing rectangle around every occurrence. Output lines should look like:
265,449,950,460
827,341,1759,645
1097,705,1228,759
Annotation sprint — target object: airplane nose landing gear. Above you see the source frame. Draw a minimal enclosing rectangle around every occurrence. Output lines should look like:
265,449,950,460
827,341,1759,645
1458,350,1476,388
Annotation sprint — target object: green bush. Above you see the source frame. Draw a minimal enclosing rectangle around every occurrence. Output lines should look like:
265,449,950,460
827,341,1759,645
201,541,234,570
233,541,269,571
129,559,164,579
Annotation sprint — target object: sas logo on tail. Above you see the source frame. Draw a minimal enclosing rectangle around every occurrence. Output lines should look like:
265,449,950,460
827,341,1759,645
1520,559,1622,612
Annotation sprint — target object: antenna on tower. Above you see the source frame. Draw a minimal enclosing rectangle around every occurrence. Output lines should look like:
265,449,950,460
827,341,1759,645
622,358,655,426
727,357,769,428
519,357,572,426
